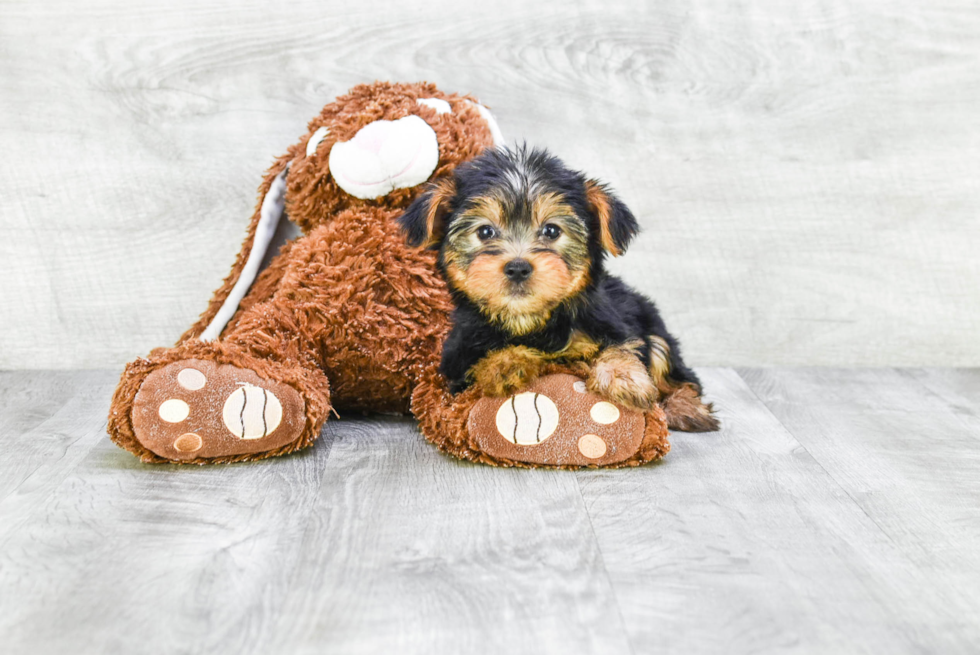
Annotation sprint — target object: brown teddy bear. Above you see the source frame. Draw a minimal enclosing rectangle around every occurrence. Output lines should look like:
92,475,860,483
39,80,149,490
107,81,674,468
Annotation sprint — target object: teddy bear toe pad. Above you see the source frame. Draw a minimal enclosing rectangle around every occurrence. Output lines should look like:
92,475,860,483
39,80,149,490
467,374,644,467
132,359,305,461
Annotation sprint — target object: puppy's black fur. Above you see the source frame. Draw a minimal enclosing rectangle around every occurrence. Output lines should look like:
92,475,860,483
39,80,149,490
399,146,714,429
438,277,702,394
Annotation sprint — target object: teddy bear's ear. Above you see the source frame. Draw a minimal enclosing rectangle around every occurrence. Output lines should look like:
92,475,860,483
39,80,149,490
398,177,457,249
584,180,639,257
182,157,292,342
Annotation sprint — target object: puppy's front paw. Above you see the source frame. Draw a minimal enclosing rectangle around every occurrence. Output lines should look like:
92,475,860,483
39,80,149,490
587,349,659,412
468,346,546,397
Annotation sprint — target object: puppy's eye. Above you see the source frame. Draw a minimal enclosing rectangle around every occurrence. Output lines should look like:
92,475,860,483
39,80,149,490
541,223,562,240
477,225,497,241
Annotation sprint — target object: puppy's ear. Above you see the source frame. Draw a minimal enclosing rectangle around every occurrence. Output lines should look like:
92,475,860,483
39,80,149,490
398,177,456,248
585,180,639,256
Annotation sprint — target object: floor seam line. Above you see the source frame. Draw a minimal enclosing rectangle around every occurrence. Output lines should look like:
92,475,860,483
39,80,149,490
732,368,904,552
572,473,638,655
894,367,980,439
238,421,339,655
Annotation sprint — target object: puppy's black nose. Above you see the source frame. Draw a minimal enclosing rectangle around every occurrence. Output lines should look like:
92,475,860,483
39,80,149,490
504,258,533,282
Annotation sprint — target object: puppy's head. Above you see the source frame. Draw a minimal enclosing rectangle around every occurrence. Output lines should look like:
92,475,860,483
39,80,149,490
399,146,639,336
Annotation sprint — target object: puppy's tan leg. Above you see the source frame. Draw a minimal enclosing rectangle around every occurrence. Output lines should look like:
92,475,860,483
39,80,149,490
647,335,719,432
468,345,548,397
587,339,659,411
553,330,601,363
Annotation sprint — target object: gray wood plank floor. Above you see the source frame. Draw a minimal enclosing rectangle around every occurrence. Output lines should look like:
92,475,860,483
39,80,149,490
1,368,978,654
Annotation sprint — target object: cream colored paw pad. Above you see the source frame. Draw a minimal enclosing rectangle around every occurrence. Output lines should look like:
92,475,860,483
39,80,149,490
590,401,620,424
495,392,560,445
158,399,190,423
177,368,207,390
578,434,607,459
222,385,284,439
174,433,203,453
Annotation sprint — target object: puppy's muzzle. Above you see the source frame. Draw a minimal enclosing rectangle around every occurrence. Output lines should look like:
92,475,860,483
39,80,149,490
504,258,533,283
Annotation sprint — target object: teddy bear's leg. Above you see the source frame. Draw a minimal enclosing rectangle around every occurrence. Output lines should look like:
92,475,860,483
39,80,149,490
109,321,332,464
410,364,670,469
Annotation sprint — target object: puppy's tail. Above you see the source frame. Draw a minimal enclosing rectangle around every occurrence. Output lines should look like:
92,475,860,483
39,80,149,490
659,382,720,432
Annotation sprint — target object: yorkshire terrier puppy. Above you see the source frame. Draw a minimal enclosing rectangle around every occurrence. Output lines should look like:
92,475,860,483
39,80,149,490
399,146,718,431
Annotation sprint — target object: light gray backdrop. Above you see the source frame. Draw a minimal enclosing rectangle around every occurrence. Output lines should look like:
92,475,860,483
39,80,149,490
2,0,977,369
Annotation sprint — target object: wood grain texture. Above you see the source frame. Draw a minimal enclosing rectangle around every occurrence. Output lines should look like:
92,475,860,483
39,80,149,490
3,368,980,653
0,374,339,655
0,370,111,512
0,371,630,655
899,368,980,433
2,0,979,368
738,367,980,650
264,416,631,655
578,367,980,654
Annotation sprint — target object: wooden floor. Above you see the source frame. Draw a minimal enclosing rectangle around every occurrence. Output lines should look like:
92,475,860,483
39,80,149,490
1,367,978,654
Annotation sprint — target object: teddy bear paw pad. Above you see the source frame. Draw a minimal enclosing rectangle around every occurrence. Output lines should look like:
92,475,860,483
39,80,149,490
467,373,645,466
132,359,305,461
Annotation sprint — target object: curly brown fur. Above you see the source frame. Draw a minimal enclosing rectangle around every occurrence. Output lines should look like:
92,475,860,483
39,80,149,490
108,82,497,463
178,82,494,345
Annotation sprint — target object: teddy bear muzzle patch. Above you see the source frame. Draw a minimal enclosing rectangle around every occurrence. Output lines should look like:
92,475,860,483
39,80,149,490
329,115,440,200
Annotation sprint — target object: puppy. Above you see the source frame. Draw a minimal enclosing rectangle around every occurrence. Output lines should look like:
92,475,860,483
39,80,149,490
399,146,718,431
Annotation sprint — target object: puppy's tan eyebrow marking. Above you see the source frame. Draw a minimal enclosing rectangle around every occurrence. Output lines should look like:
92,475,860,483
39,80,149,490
532,192,574,228
446,213,493,241
461,195,506,228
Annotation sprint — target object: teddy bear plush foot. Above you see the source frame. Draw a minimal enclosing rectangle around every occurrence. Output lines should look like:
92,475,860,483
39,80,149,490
130,358,308,461
467,373,658,467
